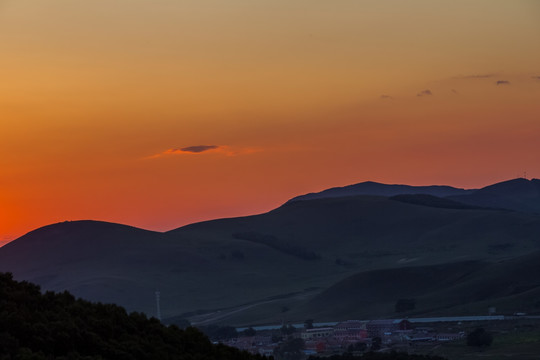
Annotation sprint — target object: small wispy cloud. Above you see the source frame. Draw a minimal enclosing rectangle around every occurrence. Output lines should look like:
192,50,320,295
532,76,540,81
454,74,495,79
417,89,432,97
146,145,260,159
451,89,459,94
496,80,510,85
178,145,219,153
380,95,392,100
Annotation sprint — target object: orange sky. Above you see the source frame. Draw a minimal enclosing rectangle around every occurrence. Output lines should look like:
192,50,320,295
1,0,540,246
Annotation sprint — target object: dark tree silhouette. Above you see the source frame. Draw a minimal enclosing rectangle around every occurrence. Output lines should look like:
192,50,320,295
274,338,305,360
243,327,257,336
0,272,262,360
467,328,493,347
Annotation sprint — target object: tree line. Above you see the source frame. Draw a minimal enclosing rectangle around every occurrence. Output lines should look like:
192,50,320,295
0,272,264,360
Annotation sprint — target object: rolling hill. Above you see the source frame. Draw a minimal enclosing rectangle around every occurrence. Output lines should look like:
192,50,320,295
287,250,540,321
448,178,540,214
287,181,474,203
1,178,540,326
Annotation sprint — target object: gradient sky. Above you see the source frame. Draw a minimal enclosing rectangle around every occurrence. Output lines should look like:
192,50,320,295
1,0,540,245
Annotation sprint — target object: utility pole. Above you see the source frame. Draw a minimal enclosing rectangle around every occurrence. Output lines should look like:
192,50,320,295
155,291,161,321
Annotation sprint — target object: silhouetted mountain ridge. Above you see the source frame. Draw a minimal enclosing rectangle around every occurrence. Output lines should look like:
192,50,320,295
290,178,540,214
288,181,475,202
2,178,540,325
449,178,540,214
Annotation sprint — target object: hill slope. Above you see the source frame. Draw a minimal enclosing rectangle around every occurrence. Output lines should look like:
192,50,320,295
289,251,540,320
449,178,540,214
2,179,540,325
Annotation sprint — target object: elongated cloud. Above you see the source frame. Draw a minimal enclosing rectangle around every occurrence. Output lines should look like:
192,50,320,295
179,145,219,153
380,94,392,100
454,74,495,79
496,80,510,85
417,89,432,97
146,145,260,159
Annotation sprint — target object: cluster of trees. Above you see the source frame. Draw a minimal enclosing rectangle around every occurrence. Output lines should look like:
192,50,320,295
198,325,239,341
273,338,304,360
232,232,321,261
0,272,264,360
466,328,493,347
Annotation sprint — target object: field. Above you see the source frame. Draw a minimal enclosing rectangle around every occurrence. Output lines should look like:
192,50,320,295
412,320,540,360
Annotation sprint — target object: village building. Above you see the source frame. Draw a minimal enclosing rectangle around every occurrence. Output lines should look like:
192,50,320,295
301,327,334,340
435,332,465,341
333,320,368,341
366,319,412,338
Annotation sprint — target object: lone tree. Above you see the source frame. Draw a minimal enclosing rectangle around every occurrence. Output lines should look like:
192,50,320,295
371,336,382,351
281,324,296,336
467,327,493,347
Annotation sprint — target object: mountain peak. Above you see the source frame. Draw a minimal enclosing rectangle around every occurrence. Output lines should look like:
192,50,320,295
476,178,540,196
288,181,474,203
447,178,540,214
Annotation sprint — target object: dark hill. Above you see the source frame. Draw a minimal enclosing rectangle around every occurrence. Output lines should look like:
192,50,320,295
174,195,540,263
389,194,490,210
288,181,474,202
0,272,257,360
0,220,326,317
449,178,540,214
3,180,540,326
294,251,540,320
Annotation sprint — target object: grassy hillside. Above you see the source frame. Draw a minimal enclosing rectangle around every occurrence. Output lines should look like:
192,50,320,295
448,178,540,214
2,189,540,325
172,195,540,265
283,252,540,321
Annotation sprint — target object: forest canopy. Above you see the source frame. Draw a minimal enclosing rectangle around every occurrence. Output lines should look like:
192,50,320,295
0,272,261,360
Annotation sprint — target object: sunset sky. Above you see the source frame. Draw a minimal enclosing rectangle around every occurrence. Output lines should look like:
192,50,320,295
1,0,539,245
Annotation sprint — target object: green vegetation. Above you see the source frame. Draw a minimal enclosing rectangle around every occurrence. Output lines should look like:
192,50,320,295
280,324,296,336
0,272,262,360
466,327,493,347
288,255,540,322
232,232,321,260
197,325,238,341
273,338,304,360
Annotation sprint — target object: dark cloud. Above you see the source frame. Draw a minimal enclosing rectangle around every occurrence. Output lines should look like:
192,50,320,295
532,76,540,80
496,80,510,85
451,89,458,94
455,74,495,79
146,145,260,159
380,95,392,99
417,89,432,97
179,145,220,153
